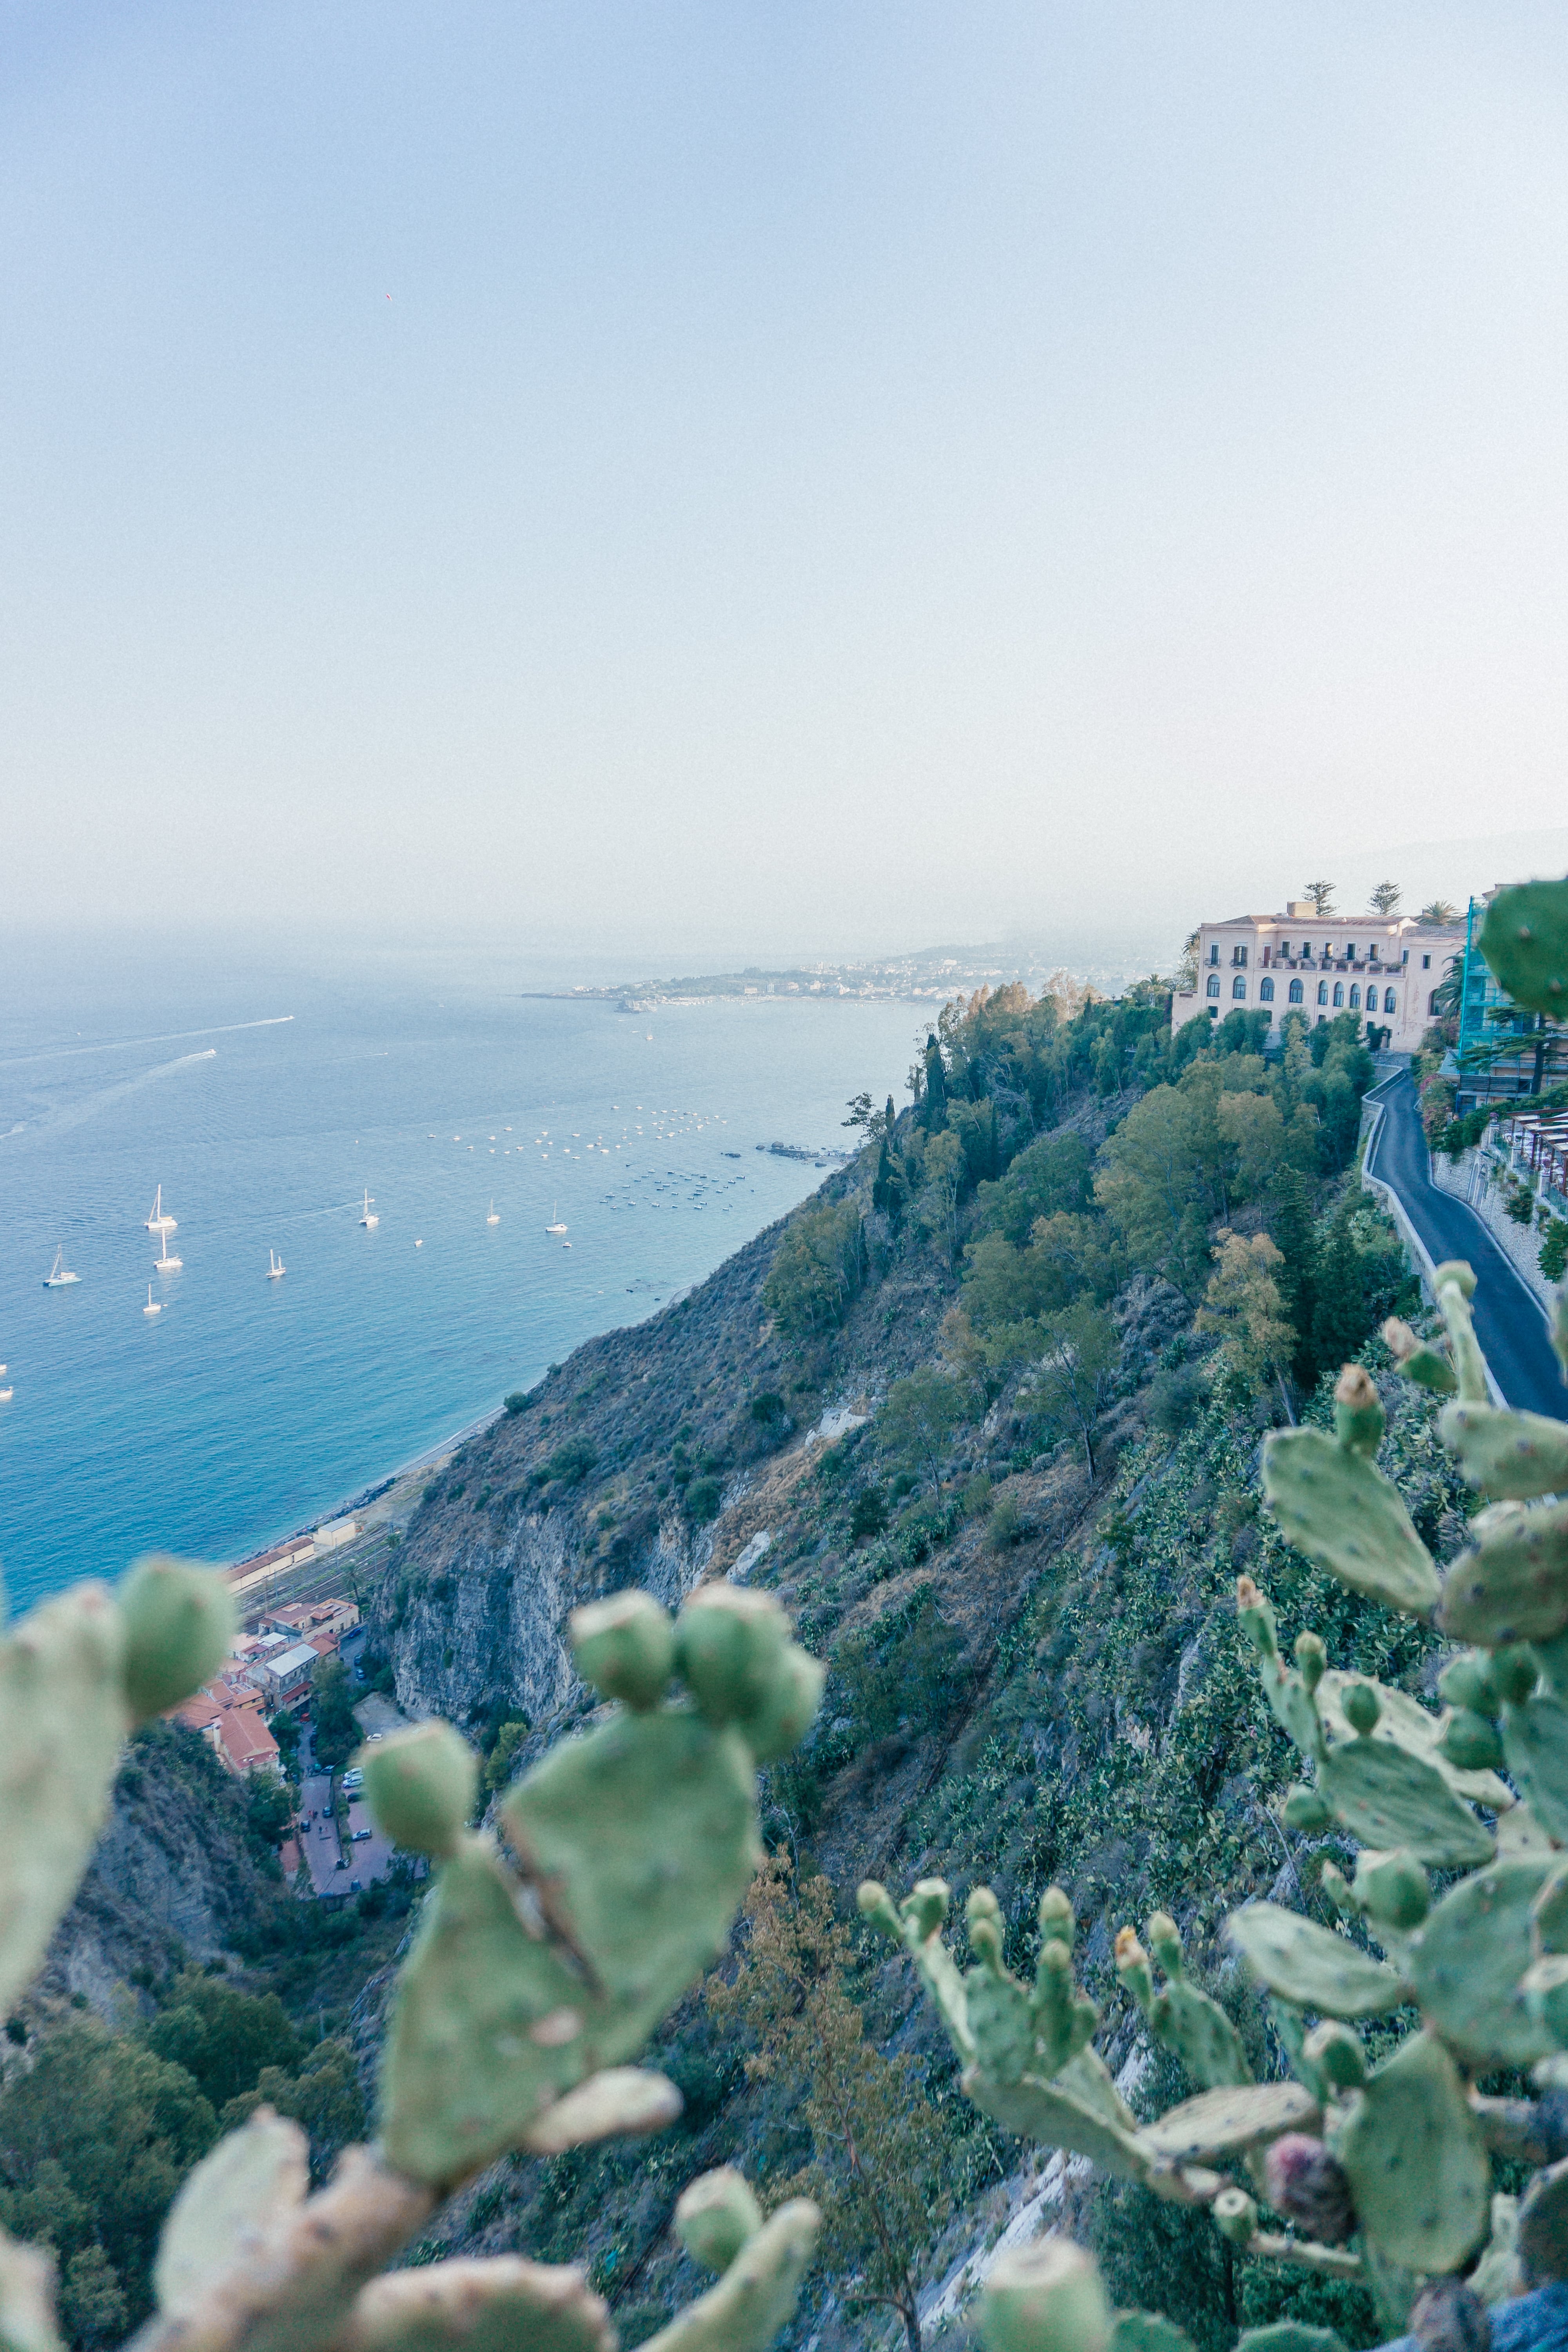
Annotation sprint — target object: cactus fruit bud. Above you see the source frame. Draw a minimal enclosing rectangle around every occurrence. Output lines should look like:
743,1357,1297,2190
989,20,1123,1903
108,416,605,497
672,1585,789,1726
1383,1317,1419,1361
1334,1366,1385,1459
1146,1913,1182,1978
1038,1887,1075,1947
673,2167,762,2275
361,1721,477,1858
1319,1862,1354,1916
1408,2278,1490,2352
1303,2021,1368,2091
731,1643,824,1763
1494,1644,1541,1706
568,1592,675,1711
966,1887,1004,1967
1439,1652,1500,1720
856,1881,902,1940
902,1880,950,1940
1385,1318,1459,1394
1435,1260,1479,1301
1353,1847,1430,1931
1263,2134,1357,2243
1283,1784,1332,1835
1114,1928,1154,2007
1343,1680,1381,1737
1439,1708,1504,1772
118,1555,237,1722
1235,1577,1279,1660
980,2238,1110,2352
1294,1632,1327,1691
1212,2186,1258,2247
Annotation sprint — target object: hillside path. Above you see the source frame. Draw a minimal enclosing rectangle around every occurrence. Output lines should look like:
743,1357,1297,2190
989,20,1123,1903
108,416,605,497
1365,1069,1566,1421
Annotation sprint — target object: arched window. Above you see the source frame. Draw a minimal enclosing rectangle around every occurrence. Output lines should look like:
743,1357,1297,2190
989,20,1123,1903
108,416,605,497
1384,988,1397,1014
1317,981,1328,1005
1288,979,1303,1003
1259,977,1274,1002
1333,983,1345,1007
1232,975,1247,998
1349,985,1361,1009
1207,975,1221,998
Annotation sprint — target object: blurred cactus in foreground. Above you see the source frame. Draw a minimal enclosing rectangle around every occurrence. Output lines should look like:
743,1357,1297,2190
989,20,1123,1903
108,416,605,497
866,1239,1568,2347
0,1565,822,2352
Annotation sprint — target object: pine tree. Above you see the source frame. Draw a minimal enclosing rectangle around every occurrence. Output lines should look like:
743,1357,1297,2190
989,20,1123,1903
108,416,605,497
1369,880,1402,914
1270,1168,1319,1381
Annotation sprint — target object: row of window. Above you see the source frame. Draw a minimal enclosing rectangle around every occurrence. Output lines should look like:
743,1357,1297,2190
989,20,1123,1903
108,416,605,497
1205,975,1400,1011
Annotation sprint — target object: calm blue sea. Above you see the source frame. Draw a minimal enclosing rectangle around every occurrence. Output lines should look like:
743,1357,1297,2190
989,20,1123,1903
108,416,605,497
0,935,924,1610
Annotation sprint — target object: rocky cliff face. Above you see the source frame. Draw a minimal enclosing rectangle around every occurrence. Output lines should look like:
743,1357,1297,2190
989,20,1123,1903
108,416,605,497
36,1724,284,2020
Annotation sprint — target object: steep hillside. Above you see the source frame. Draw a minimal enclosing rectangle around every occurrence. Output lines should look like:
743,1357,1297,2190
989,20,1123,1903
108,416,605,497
363,989,1423,2351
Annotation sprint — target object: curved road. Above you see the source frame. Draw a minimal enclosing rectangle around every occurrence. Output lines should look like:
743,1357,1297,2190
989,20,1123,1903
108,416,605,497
1365,1071,1566,1421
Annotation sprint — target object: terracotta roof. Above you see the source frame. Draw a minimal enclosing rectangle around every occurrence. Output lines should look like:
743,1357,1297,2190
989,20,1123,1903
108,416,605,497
216,1709,280,1772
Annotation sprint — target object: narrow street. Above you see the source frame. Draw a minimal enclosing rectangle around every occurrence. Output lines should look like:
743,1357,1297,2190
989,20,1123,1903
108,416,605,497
292,1719,397,1899
1365,1069,1567,1421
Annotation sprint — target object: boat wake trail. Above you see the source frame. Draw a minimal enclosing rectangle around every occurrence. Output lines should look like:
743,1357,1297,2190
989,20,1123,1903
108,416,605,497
0,1050,219,1147
0,1015,293,1069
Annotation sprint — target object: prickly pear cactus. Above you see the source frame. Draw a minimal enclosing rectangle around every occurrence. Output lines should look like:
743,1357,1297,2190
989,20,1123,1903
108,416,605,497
0,1566,824,2352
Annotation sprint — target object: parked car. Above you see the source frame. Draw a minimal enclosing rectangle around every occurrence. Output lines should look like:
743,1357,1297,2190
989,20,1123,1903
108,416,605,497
350,1880,361,1892
352,1828,372,1842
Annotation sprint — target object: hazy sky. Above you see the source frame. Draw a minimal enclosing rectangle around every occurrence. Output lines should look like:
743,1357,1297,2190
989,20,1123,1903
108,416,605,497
4,4,1567,965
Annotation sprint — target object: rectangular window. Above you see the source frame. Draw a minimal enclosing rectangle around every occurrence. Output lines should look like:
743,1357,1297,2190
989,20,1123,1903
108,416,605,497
1422,954,1431,969
1209,944,1219,964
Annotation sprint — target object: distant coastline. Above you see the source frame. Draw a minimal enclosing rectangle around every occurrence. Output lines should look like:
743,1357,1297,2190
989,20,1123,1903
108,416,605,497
518,941,1154,1009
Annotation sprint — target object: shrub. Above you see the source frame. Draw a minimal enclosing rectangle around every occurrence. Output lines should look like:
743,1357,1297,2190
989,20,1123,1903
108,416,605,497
685,1476,722,1524
1541,1216,1568,1282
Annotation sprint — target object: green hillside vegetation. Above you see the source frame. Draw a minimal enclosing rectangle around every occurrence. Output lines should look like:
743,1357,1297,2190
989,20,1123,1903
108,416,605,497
0,973,1443,2352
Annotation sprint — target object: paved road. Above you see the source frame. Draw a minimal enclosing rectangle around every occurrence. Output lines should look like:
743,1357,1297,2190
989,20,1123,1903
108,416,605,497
1365,1071,1567,1421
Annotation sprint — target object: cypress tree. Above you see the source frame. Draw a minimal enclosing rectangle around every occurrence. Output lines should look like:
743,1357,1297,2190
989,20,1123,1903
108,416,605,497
1271,1169,1319,1381
922,1033,948,1130
1310,1210,1367,1377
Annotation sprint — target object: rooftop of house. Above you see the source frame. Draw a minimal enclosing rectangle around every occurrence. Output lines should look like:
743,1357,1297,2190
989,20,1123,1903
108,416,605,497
261,1640,322,1682
215,1708,280,1772
1207,910,1465,932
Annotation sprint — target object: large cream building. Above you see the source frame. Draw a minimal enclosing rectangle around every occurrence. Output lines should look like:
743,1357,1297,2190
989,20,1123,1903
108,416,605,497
1170,901,1466,1053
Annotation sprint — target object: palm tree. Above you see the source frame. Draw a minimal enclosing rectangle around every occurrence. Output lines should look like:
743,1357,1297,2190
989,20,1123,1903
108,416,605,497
1303,880,1336,916
1418,899,1459,924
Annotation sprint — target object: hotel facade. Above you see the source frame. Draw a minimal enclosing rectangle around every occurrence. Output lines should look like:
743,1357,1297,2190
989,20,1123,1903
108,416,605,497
1170,902,1466,1054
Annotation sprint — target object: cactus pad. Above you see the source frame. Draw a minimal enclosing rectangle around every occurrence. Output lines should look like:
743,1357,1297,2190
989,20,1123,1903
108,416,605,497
1316,1671,1510,1811
1439,1499,1568,1647
638,2200,820,2352
0,2230,64,2352
1407,1858,1557,2068
1503,1690,1568,1846
1136,2082,1318,2163
1261,1430,1440,1617
0,1584,129,2019
500,1708,761,2068
1225,1906,1405,2018
155,2109,309,2317
981,2239,1111,2352
1318,1735,1493,1868
1478,878,1568,1020
1143,1978,1252,2091
521,2068,683,2155
1439,1403,1568,1502
1235,2332,1348,2352
380,1843,594,2184
963,2063,1148,2179
568,1592,675,1711
1332,2030,1489,2275
345,2257,616,2352
673,2169,762,2275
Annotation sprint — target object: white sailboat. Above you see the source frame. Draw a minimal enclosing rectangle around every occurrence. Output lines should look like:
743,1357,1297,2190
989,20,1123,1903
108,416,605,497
0,1389,11,1404
359,1190,379,1228
486,1201,500,1225
155,1230,182,1273
267,1249,285,1280
545,1201,567,1234
145,1186,178,1234
43,1247,80,1288
143,1284,162,1317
